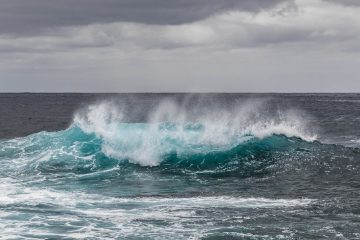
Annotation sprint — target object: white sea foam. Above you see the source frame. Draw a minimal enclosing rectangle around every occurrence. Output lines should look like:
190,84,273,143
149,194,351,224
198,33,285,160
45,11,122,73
350,139,360,145
0,179,313,208
73,98,317,166
0,179,313,239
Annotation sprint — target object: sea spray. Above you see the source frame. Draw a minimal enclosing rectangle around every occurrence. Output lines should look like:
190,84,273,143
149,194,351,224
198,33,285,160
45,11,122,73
1,94,360,239
73,98,316,166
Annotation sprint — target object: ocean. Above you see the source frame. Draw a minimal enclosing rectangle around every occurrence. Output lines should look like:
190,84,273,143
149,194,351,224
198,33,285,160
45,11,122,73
0,93,359,239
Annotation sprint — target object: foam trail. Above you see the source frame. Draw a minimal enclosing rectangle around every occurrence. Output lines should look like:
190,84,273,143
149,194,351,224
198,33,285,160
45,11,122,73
0,178,314,239
0,180,313,208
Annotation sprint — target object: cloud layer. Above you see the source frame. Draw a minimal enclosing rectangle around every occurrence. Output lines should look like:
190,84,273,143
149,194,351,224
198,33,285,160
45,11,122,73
2,0,360,51
0,0,359,92
0,0,285,34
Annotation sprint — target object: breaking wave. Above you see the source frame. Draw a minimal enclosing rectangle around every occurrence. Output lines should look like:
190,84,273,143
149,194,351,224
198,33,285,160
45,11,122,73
72,99,316,166
0,98,326,179
2,95,360,239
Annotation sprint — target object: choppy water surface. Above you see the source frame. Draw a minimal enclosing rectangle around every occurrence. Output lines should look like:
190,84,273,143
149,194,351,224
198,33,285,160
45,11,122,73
0,94,360,239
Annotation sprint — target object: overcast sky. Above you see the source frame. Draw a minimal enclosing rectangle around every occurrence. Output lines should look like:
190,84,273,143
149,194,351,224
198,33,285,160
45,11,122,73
0,0,359,92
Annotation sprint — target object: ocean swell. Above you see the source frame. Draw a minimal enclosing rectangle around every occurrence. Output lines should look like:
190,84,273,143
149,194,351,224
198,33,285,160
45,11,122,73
0,99,324,179
72,100,316,167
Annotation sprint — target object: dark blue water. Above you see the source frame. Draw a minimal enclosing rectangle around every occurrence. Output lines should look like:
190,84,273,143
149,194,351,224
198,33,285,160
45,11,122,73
0,93,360,239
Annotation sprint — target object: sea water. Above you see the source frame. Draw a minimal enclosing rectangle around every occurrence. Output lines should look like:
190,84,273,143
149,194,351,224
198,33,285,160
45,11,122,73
0,93,359,239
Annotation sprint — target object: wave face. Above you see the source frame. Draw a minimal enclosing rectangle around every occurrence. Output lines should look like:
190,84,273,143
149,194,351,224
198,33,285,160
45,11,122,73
0,124,313,177
73,99,316,166
1,97,360,239
1,99,317,174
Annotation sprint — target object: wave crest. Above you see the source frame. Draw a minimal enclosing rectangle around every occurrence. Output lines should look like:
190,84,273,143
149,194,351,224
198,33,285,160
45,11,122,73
73,99,316,166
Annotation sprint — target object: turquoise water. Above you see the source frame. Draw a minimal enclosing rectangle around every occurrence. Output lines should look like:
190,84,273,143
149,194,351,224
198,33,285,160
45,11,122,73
1,95,360,239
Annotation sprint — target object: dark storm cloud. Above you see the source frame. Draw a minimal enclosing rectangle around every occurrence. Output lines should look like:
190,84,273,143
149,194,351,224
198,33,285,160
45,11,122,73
0,0,286,35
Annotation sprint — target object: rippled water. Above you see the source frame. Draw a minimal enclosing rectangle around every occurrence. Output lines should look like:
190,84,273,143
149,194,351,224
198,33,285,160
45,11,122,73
0,93,360,239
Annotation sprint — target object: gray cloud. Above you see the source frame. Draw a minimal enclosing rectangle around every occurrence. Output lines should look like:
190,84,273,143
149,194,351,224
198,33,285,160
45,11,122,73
2,0,359,53
325,0,360,6
0,0,286,35
0,0,360,92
